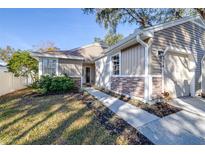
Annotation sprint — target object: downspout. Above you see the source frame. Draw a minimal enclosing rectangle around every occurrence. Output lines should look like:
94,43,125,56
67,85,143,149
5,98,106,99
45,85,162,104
136,33,153,103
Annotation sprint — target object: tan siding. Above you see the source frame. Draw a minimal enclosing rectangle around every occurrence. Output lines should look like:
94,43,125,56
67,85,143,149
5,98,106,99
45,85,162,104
121,44,145,75
58,59,83,77
151,21,205,91
95,55,111,89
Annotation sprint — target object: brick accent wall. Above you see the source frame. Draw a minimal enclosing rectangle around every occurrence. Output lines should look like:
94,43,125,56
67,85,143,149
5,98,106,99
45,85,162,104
152,77,162,99
111,77,144,98
70,77,81,90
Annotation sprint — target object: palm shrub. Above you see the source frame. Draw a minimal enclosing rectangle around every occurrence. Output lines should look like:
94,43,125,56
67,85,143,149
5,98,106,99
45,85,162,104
38,75,75,94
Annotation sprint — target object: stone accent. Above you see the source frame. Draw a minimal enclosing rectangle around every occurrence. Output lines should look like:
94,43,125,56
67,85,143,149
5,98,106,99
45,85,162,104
70,77,81,90
152,77,162,99
111,77,144,98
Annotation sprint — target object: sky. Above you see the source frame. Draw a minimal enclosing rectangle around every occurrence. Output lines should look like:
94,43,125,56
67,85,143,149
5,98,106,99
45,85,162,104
0,8,137,50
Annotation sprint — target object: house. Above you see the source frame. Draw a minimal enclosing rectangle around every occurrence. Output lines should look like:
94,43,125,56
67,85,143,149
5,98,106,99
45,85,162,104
33,15,205,103
32,42,107,88
0,60,7,72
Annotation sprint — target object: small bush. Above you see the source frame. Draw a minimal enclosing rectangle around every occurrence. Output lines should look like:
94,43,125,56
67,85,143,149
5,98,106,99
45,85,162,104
29,80,40,89
38,75,75,94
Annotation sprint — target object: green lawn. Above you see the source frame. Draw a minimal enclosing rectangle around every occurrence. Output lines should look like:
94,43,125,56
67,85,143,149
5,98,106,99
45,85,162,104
0,88,136,145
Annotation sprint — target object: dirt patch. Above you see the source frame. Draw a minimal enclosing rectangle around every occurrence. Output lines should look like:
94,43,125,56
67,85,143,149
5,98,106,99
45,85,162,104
83,92,153,145
96,87,181,118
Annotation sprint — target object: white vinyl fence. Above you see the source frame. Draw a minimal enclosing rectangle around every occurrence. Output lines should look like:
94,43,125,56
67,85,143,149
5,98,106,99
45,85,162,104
0,68,31,96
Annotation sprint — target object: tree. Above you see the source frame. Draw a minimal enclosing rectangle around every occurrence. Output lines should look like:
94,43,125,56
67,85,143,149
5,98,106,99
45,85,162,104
7,51,38,82
104,32,123,46
194,8,205,19
94,31,123,46
82,8,203,32
33,41,60,52
0,46,15,63
83,9,178,32
94,37,103,43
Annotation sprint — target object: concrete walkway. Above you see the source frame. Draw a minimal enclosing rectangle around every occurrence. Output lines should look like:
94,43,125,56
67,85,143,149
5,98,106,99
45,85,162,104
138,110,205,144
85,88,205,145
84,87,159,128
169,97,205,117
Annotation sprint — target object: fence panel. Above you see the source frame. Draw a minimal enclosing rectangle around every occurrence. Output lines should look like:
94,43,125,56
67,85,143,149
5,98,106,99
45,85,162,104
0,70,30,96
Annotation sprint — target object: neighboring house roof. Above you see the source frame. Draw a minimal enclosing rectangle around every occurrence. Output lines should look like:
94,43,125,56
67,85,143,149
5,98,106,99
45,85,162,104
0,60,7,66
0,60,7,72
103,15,205,56
32,42,107,63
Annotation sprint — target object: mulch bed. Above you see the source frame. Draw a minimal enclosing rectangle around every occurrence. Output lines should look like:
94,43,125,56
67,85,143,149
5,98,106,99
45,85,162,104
96,87,182,118
83,92,153,145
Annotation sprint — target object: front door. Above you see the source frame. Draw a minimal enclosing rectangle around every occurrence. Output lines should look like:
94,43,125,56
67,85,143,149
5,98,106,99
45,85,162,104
85,67,91,83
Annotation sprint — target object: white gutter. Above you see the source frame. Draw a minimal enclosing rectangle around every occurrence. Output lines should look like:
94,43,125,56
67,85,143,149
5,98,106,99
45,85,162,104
136,32,153,102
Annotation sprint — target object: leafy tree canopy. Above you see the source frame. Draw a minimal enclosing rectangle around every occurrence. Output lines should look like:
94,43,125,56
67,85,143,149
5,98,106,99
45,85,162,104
94,31,123,46
7,51,38,81
104,32,123,46
95,31,123,46
83,8,204,32
0,46,16,63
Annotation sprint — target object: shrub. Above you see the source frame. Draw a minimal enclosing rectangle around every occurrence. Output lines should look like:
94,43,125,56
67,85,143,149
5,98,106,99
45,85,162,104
29,80,40,89
38,75,52,93
49,76,75,92
38,75,75,94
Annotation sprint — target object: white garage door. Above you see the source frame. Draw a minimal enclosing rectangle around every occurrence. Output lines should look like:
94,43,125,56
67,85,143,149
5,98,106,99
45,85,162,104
164,53,195,98
202,58,205,93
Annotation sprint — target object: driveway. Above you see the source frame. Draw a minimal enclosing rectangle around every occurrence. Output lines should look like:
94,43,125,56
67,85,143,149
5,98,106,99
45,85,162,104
169,97,205,117
138,97,205,144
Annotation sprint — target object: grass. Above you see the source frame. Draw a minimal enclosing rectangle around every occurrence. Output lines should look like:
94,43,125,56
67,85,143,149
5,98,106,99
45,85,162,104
0,88,151,145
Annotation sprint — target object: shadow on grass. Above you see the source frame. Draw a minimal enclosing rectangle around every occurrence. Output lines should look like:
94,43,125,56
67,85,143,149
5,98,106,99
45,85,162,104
7,102,73,144
0,91,78,136
26,106,91,145
1,89,152,145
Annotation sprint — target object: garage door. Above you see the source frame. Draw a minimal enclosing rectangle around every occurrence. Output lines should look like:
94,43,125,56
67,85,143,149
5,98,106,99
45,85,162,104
202,58,205,93
164,53,194,98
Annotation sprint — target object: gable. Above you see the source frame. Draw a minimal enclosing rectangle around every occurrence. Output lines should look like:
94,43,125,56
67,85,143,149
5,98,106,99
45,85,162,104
69,45,105,62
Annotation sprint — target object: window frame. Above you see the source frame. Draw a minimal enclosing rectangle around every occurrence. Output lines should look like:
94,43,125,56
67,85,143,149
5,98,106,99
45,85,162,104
42,58,58,76
111,52,121,76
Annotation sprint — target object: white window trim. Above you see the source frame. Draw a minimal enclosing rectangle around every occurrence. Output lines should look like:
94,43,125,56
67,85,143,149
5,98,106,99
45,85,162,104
38,58,42,78
110,52,121,77
56,58,59,76
42,57,58,76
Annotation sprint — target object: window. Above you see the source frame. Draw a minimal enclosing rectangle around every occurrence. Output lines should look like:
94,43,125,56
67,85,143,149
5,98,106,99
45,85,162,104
111,54,120,75
42,58,57,76
158,50,164,68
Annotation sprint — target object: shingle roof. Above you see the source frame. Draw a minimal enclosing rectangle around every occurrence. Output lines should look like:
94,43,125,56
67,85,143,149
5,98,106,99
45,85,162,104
32,42,107,62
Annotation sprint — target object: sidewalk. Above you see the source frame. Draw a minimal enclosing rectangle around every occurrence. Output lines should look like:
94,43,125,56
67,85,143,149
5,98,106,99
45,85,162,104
84,87,159,128
85,87,205,145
